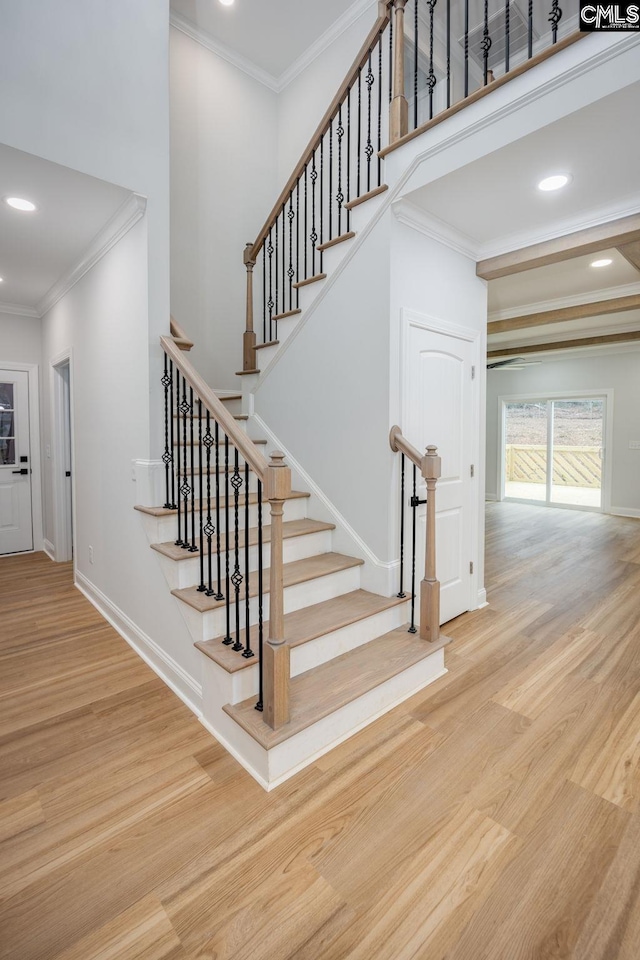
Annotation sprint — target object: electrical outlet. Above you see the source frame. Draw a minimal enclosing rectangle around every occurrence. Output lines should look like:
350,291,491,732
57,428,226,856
629,440,640,450
89,545,94,564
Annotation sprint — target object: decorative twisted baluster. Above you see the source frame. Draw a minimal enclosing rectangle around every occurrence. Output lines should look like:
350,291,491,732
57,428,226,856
549,1,562,43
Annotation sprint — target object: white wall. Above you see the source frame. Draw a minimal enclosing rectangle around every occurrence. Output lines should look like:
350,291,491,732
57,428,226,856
170,28,279,388
0,313,42,367
40,218,199,681
0,0,171,454
486,349,640,516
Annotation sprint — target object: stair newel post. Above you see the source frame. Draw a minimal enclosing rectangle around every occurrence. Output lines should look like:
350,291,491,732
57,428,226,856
263,451,291,730
243,242,257,371
420,445,441,643
390,0,408,142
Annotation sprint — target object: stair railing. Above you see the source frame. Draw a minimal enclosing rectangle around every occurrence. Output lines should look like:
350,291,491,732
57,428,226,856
161,331,292,729
389,426,442,642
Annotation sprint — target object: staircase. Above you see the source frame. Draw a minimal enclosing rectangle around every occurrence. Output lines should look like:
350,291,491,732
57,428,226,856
136,383,448,789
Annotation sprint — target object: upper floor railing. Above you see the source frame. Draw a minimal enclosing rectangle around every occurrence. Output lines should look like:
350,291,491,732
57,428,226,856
241,0,580,372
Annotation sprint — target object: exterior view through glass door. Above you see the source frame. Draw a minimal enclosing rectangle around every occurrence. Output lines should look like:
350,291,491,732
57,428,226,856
504,398,604,510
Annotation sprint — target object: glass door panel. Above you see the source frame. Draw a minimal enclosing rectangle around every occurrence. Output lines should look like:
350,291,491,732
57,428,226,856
504,402,548,502
551,400,603,508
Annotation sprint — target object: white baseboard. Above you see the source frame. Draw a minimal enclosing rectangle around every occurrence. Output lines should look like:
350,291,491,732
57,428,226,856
75,570,203,716
476,588,488,609
199,714,270,791
610,506,640,519
43,538,56,561
485,494,499,502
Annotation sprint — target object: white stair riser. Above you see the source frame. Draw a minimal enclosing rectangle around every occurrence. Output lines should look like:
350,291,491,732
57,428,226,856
202,647,447,790
200,599,412,708
137,496,308,544
216,396,243,415
178,564,362,643
172,418,248,434
154,530,333,590
255,344,279,368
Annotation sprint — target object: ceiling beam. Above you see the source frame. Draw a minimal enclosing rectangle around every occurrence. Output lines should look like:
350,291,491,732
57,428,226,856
618,240,640,272
488,293,640,334
487,330,640,358
477,213,640,281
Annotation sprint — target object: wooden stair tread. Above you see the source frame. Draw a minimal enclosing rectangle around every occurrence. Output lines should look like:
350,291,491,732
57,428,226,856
173,414,248,421
255,340,279,350
172,553,364,612
196,589,409,673
134,489,309,518
272,309,301,321
224,627,451,748
344,184,388,210
217,394,241,401
151,519,335,562
317,231,356,253
293,273,326,289
236,369,260,376
172,439,267,448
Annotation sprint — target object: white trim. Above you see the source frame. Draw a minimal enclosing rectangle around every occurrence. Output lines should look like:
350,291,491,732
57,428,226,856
0,360,44,553
392,199,480,260
43,539,55,561
51,351,74,563
0,302,39,318
199,715,270,791
75,570,204,716
170,12,280,91
476,589,488,609
278,0,376,91
488,281,640,324
610,507,640,519
488,339,640,363
497,389,614,515
490,320,640,351
37,194,147,319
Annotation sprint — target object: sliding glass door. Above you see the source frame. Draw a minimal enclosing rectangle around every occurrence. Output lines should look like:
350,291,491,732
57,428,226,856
503,398,604,510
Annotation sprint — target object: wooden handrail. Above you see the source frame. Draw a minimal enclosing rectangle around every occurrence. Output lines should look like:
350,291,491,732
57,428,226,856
389,425,423,469
249,1,392,261
169,314,194,351
160,335,269,480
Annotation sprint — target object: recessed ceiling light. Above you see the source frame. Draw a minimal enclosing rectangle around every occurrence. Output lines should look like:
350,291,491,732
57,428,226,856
218,0,234,5
537,174,571,192
4,196,37,212
590,258,613,268
0,277,3,283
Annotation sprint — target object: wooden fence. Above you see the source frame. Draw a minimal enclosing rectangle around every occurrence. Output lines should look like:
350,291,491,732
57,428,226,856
505,445,601,488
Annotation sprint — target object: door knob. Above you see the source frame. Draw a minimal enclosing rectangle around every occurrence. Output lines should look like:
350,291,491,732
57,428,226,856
12,468,29,475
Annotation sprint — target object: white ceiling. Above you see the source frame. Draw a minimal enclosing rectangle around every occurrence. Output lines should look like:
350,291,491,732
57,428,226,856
170,0,364,80
0,144,130,310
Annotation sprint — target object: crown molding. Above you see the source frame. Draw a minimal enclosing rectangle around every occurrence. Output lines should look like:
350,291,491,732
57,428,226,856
488,280,640,323
278,0,376,91
392,198,480,260
477,194,640,263
37,193,146,319
170,11,280,92
0,301,40,318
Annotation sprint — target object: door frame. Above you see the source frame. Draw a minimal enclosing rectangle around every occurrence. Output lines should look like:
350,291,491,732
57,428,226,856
51,350,76,563
497,388,614,514
0,360,43,553
400,308,482,615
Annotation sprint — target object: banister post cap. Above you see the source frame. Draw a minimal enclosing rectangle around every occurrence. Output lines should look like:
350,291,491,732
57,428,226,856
422,446,441,481
266,451,291,500
243,242,256,267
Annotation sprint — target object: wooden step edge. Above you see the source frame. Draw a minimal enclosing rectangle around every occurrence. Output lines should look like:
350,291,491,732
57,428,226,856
316,231,356,253
224,628,452,749
133,489,310,518
254,340,279,351
272,309,301,322
292,273,327,290
236,369,260,376
217,393,242,402
151,519,335,562
172,336,194,352
172,439,267,448
196,590,410,674
172,414,248,421
344,184,389,210
171,553,364,613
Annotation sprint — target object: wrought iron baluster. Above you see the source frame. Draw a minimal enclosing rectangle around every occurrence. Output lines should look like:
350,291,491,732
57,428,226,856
267,228,274,343
231,448,244,652
180,378,190,551
389,15,393,104
222,435,232,645
274,215,279,325
357,66,362,198
174,374,183,547
398,453,406,598
197,400,205,591
446,0,451,109
377,37,382,184
319,137,324,269
464,0,469,97
200,410,215,595
328,120,333,242
310,149,318,275
409,463,418,633
188,387,197,552
262,244,266,344
169,360,176,510
296,178,300,307
242,461,254,659
214,421,223,599
482,0,492,87
365,52,374,193
304,163,308,280
414,0,419,130
505,0,510,73
337,106,344,236
288,191,294,314
428,0,437,120
346,88,351,232
161,355,172,509
528,0,533,58
549,0,561,44
281,209,285,319
255,478,264,712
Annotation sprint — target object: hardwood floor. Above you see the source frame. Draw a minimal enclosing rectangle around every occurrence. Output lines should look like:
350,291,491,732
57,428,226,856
1,502,639,959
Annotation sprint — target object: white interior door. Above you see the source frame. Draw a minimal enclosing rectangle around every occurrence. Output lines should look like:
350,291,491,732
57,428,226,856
404,319,475,624
0,369,34,554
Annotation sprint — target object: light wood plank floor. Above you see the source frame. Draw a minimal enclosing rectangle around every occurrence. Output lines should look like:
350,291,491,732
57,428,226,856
1,502,639,960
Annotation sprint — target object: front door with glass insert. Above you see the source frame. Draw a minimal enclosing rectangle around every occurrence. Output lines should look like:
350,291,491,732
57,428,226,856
0,369,33,553
504,398,604,510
